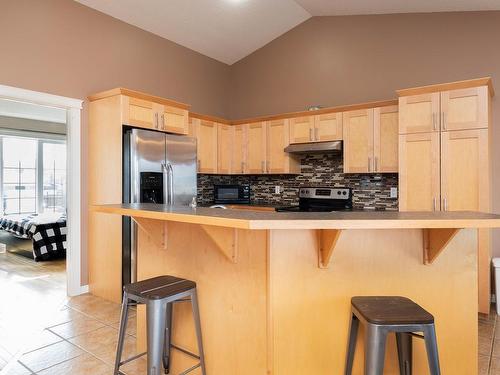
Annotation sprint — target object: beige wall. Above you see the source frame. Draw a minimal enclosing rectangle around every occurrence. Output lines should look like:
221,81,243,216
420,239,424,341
2,3,500,285
230,12,500,255
0,0,231,285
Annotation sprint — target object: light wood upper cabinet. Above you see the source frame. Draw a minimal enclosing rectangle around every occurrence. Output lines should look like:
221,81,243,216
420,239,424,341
123,97,161,130
399,93,440,134
232,125,247,174
373,106,398,173
123,96,188,134
441,87,489,131
217,124,232,174
343,109,374,173
314,112,343,141
161,105,189,134
289,116,315,144
246,122,267,174
192,119,218,174
398,132,440,211
267,119,300,174
440,129,489,211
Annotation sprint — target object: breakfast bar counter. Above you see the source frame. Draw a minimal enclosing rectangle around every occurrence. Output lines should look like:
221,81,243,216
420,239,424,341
91,204,500,375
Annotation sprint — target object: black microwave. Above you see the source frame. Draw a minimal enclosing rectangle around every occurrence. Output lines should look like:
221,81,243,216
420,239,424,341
214,184,250,204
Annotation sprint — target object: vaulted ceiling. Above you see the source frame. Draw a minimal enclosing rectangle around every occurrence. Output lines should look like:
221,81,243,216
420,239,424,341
75,0,500,65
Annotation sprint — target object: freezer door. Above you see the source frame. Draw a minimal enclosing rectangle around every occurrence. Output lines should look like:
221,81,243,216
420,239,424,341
129,129,166,204
165,134,197,206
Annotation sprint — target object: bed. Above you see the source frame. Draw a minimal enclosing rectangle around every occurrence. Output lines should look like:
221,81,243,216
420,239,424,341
0,212,67,261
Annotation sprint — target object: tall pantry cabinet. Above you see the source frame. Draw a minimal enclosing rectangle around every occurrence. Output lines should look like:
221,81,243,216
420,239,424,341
398,79,493,314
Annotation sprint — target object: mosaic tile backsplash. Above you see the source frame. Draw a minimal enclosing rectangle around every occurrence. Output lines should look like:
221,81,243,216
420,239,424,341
197,154,398,210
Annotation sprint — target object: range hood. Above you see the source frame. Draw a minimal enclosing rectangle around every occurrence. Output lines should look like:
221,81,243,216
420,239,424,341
284,140,342,154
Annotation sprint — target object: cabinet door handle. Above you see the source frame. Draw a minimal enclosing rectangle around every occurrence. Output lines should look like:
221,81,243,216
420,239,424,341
443,197,448,211
432,113,437,131
442,112,446,130
368,157,371,172
433,197,437,211
197,160,200,171
261,160,265,173
309,128,313,141
154,113,158,129
314,127,319,141
241,161,244,173
374,157,378,172
161,114,165,130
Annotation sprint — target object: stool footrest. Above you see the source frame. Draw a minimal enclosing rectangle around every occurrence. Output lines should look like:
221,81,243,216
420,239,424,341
118,351,147,366
179,363,201,375
171,344,201,360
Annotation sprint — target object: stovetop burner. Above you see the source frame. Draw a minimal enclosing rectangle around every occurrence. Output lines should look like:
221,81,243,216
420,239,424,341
275,187,353,213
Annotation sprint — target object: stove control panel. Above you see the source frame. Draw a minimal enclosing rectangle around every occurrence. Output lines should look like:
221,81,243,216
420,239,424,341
298,187,351,200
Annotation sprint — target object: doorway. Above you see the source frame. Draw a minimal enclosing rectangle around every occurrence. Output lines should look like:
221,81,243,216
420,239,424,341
0,85,82,368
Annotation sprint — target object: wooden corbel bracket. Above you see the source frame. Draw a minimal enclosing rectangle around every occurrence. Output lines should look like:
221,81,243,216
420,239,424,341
317,229,343,268
133,217,168,250
423,228,461,265
200,225,238,263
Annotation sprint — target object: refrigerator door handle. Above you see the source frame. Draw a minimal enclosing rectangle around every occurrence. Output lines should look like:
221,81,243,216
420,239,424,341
167,163,174,205
161,162,170,204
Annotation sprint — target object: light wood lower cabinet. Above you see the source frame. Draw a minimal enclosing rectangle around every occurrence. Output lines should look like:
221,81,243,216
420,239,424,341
267,119,300,174
246,122,267,174
398,132,440,211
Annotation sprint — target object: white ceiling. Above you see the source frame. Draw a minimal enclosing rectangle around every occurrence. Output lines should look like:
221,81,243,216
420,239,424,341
296,0,500,16
75,0,310,65
76,0,500,65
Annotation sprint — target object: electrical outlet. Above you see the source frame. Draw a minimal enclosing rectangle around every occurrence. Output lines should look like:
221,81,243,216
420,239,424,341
390,187,398,199
275,186,281,194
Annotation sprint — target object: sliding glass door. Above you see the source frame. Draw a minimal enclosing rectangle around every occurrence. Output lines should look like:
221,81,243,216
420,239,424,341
2,137,37,214
0,135,66,215
41,141,66,213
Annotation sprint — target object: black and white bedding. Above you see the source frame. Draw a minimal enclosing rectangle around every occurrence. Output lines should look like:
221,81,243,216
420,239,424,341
0,213,67,261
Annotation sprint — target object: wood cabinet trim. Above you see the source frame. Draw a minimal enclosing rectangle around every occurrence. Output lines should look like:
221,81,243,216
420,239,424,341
89,88,190,110
396,77,494,98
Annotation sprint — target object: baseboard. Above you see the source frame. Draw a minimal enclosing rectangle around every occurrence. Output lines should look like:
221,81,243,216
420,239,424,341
79,284,89,294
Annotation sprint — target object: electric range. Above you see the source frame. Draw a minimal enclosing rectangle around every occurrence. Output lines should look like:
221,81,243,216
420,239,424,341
275,187,353,212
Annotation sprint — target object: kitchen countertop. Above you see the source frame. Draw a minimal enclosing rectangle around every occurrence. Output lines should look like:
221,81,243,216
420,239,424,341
92,203,500,230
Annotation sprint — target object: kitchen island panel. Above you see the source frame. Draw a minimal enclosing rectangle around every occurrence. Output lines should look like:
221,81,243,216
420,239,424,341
269,228,477,375
135,221,269,375
130,218,477,374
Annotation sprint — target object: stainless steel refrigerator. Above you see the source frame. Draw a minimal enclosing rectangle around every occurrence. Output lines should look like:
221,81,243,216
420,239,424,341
122,128,197,284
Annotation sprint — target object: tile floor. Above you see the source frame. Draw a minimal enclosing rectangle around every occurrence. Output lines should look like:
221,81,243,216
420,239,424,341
0,250,66,371
5,293,147,375
3,294,499,375
479,308,500,375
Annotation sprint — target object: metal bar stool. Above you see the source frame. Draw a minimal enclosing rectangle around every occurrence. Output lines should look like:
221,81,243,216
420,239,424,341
114,275,207,375
344,296,440,375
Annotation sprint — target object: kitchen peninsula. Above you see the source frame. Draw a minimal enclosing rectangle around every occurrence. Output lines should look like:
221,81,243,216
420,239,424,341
93,203,500,375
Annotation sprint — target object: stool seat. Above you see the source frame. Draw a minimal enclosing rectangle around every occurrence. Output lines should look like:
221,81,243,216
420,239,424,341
351,296,434,325
124,275,196,300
